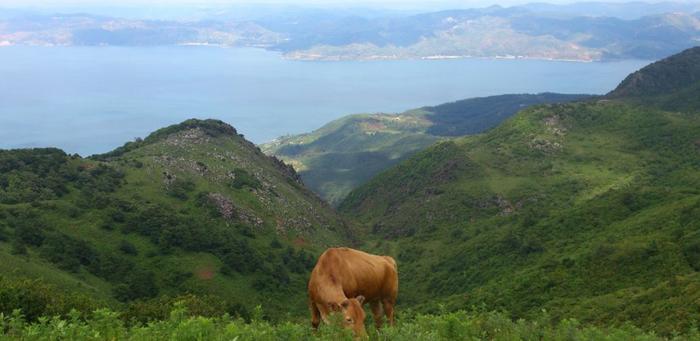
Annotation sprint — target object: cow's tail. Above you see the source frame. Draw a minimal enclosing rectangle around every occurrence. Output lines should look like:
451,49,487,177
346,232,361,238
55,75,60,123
383,256,399,304
384,256,398,272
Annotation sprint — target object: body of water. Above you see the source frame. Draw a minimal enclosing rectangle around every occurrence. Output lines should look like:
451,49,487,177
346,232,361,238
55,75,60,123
0,46,650,155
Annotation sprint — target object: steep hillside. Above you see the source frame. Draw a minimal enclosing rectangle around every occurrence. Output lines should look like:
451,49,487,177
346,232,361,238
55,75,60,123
608,46,700,111
0,119,348,320
263,93,587,205
340,49,700,333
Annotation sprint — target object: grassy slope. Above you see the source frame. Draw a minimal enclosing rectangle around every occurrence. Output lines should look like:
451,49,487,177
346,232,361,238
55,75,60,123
0,119,349,320
263,93,587,205
340,50,700,333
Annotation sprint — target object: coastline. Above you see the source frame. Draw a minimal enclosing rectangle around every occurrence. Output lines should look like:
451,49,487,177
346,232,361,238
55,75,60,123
0,43,627,63
282,52,600,63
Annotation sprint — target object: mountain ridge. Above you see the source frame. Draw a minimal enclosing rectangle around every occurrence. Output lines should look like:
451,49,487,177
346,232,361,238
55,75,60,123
609,46,700,97
2,5,700,61
263,93,588,204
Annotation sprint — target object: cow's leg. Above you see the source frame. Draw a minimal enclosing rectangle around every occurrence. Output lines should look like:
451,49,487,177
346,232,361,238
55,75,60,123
310,301,321,329
370,301,383,329
317,303,332,324
382,299,395,326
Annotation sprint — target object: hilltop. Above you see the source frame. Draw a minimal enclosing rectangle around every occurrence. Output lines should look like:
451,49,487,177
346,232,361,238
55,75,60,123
340,47,700,333
0,119,349,320
262,93,587,205
608,46,700,111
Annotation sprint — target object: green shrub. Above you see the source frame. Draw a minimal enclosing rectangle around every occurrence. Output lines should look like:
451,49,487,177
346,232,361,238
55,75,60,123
10,239,27,255
39,233,97,272
118,240,138,256
14,223,46,247
0,277,99,322
231,168,261,190
166,178,196,200
113,270,158,301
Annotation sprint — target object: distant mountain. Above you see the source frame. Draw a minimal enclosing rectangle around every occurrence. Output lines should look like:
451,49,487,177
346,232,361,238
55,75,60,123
517,1,700,20
0,119,349,319
283,10,700,61
340,48,700,333
1,4,699,62
262,93,587,205
510,12,700,60
0,14,284,47
259,6,529,52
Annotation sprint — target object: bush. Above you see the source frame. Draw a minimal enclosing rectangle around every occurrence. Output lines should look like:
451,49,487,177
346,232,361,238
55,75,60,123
89,253,129,280
14,223,46,247
39,233,97,272
0,277,99,322
113,269,158,302
118,240,138,256
10,239,27,255
0,149,72,204
166,178,196,200
282,247,315,273
231,168,261,190
220,240,262,274
270,239,283,249
682,237,700,271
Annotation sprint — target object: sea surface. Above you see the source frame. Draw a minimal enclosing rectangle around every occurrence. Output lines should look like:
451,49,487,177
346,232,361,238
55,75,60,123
0,46,650,155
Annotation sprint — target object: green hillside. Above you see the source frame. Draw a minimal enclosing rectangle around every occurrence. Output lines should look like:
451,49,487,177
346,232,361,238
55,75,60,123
608,46,700,112
0,119,349,320
608,47,700,99
263,93,587,205
340,48,700,334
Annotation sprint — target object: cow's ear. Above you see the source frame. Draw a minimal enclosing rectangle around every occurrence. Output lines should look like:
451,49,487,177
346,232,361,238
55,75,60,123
328,302,341,312
356,295,365,304
340,299,350,309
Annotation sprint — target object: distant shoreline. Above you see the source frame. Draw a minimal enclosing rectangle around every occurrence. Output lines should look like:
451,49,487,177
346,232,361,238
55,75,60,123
0,44,621,63
283,53,599,63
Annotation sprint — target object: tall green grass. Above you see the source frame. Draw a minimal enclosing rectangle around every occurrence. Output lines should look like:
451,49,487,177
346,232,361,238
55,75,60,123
2,303,698,340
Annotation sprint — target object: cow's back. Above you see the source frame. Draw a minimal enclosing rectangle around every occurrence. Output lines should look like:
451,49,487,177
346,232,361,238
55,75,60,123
309,247,397,302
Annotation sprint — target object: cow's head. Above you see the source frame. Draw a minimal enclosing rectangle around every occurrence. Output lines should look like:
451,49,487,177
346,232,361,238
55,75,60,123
329,295,366,337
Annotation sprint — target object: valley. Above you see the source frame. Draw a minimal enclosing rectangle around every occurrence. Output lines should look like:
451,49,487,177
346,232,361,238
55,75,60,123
263,93,588,204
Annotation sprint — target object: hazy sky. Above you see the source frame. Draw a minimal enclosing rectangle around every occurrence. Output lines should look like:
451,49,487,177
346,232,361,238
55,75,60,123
2,0,695,19
0,0,660,7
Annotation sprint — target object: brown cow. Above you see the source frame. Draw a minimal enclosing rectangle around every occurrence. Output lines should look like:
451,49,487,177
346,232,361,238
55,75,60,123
308,247,398,337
